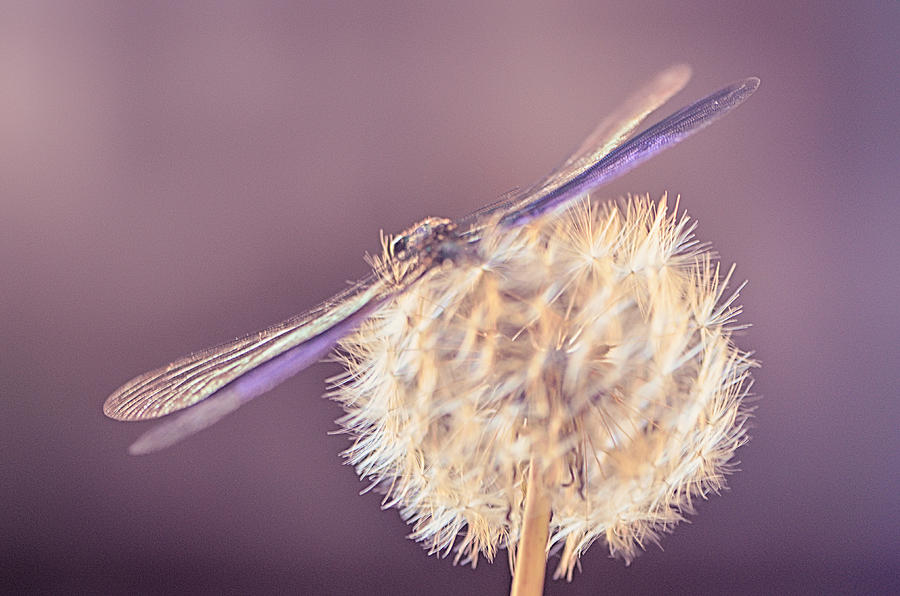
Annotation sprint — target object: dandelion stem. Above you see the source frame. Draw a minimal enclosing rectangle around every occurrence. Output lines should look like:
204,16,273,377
510,460,551,596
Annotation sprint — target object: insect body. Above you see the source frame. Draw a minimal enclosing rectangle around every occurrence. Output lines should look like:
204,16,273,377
390,217,457,262
104,65,758,454
382,217,467,285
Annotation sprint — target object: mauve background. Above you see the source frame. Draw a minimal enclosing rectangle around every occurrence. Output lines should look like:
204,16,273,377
2,2,897,594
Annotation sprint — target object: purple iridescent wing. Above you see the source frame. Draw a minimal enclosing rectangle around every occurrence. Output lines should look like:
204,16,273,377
492,71,759,228
460,64,692,226
104,274,392,453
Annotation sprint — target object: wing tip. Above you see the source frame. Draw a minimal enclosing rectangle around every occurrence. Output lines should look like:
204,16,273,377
103,388,151,422
726,76,761,106
102,392,128,420
127,434,160,456
739,75,761,93
102,368,165,421
662,63,693,88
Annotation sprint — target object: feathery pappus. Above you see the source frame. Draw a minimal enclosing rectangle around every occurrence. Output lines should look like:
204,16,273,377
332,194,755,578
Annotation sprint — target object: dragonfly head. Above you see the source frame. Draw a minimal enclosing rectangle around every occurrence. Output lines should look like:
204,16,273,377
390,217,464,268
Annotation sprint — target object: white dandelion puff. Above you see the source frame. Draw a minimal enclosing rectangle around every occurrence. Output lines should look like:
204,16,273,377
330,194,756,579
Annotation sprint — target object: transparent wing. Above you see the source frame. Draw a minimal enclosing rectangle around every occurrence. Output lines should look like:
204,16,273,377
496,74,760,227
524,64,692,206
459,64,692,227
104,274,389,433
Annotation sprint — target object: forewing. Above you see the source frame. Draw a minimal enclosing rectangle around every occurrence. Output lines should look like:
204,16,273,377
526,64,692,203
459,65,691,228
498,74,760,227
125,283,391,454
104,274,388,423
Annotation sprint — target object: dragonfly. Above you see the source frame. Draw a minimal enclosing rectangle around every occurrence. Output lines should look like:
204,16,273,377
104,65,759,455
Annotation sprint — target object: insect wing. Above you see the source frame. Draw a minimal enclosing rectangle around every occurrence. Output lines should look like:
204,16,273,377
460,64,691,227
524,65,692,206
498,74,760,227
125,285,389,454
104,274,388,424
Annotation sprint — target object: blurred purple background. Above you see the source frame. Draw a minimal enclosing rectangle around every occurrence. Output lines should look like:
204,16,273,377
2,2,897,594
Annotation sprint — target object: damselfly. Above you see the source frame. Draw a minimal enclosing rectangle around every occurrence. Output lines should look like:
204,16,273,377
103,65,758,454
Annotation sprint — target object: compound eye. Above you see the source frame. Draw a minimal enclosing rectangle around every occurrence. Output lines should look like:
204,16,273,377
391,235,409,255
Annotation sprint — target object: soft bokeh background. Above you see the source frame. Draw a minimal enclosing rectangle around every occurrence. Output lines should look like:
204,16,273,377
2,2,897,594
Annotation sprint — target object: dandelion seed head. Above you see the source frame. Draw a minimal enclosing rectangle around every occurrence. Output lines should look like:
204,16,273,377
330,194,755,579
